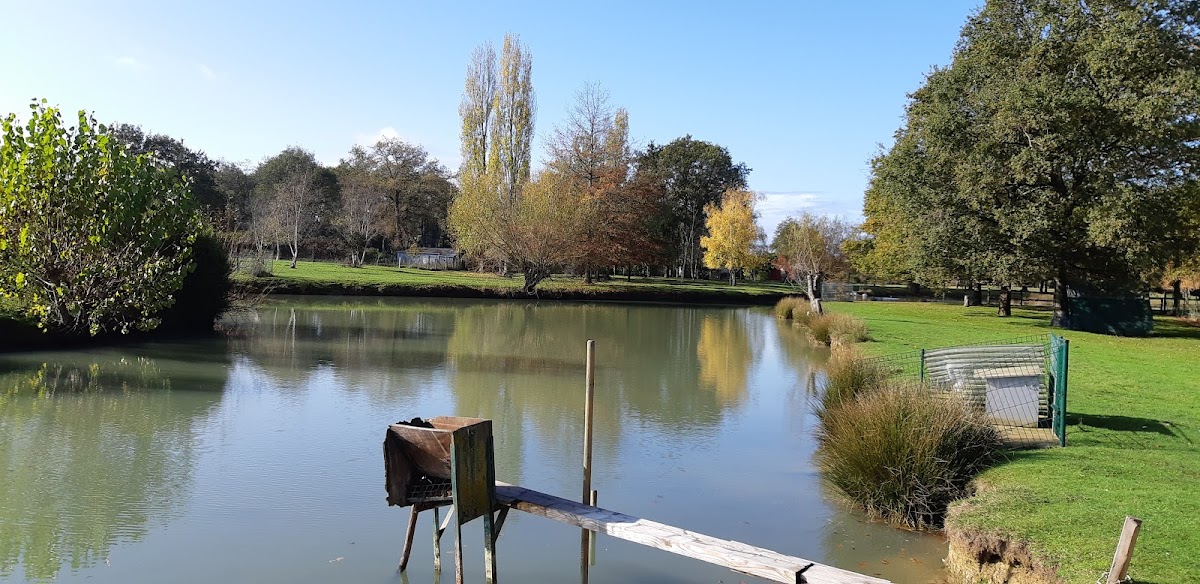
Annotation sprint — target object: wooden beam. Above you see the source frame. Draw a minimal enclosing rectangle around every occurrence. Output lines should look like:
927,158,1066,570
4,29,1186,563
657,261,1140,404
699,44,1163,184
1107,516,1143,584
495,483,890,584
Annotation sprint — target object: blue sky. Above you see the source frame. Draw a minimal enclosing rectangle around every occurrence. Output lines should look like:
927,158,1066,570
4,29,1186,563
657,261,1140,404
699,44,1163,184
0,0,979,234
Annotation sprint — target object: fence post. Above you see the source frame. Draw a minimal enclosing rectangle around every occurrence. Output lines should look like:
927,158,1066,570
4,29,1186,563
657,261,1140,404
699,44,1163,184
1058,339,1069,447
919,349,926,385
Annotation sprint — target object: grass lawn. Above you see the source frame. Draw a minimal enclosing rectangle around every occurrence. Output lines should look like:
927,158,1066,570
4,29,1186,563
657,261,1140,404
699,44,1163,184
829,301,1200,583
241,259,795,299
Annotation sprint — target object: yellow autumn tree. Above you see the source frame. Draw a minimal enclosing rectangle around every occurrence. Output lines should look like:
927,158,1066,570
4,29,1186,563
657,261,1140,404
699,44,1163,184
700,188,763,285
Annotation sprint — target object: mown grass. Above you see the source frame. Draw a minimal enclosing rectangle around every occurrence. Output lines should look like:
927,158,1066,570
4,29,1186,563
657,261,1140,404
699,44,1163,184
241,260,796,299
828,301,1200,583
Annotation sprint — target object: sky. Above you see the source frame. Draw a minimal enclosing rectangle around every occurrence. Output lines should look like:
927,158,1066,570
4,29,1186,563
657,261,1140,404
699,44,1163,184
0,0,980,235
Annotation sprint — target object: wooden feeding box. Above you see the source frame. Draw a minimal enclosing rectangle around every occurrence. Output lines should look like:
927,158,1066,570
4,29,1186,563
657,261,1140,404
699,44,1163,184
383,416,499,582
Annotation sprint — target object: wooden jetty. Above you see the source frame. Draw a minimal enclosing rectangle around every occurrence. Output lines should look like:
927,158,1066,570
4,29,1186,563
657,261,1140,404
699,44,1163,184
494,481,890,584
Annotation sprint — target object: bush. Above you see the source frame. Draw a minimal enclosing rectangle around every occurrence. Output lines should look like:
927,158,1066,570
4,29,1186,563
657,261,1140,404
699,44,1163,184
816,380,1004,529
0,102,199,335
157,231,232,333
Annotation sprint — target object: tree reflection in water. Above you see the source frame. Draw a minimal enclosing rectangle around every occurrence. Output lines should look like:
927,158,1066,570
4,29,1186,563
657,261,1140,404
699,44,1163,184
0,352,225,581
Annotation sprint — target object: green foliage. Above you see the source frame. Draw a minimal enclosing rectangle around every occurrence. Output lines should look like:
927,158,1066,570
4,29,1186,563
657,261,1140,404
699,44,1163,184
635,136,750,277
816,379,1004,529
0,100,200,336
863,0,1200,323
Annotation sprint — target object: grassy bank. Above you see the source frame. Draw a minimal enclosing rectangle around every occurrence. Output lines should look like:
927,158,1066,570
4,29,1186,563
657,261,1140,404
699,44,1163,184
237,260,794,304
828,301,1200,582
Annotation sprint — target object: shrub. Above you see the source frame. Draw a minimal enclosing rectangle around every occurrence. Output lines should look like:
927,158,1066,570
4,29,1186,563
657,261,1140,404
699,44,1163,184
816,380,1004,529
0,102,199,335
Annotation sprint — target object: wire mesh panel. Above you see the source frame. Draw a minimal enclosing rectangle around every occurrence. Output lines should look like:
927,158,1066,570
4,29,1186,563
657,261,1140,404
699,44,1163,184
864,334,1068,449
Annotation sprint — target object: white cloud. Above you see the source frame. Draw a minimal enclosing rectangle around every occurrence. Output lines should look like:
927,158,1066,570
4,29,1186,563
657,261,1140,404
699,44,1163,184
113,56,147,71
198,64,217,81
756,191,822,235
354,126,403,147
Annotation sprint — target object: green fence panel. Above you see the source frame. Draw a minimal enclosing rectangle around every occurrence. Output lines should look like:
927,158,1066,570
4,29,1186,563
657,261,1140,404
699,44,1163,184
1048,334,1070,446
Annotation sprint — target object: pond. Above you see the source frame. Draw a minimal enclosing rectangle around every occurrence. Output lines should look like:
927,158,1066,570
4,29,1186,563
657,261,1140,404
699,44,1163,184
0,297,948,583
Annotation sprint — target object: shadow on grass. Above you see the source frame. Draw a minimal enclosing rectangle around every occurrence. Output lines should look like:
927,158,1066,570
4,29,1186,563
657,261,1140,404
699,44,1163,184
1152,317,1200,340
1069,413,1194,449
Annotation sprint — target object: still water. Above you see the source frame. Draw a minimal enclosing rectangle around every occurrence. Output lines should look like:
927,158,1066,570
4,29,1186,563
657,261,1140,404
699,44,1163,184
0,297,947,583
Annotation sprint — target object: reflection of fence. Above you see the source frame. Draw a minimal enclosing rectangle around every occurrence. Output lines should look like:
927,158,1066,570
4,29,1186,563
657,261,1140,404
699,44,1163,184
866,334,1069,448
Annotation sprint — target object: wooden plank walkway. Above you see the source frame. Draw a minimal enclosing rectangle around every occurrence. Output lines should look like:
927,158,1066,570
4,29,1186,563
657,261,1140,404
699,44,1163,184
494,482,891,584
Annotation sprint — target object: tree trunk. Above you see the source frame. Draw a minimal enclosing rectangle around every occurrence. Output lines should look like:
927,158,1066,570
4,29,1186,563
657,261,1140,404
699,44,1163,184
807,274,823,315
521,267,549,294
1052,269,1070,328
729,270,735,286
584,266,593,285
971,282,983,307
997,285,1011,317
1172,279,1183,316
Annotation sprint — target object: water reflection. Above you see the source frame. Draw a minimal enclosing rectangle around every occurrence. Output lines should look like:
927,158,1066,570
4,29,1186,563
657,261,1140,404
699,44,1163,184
229,298,767,486
0,349,226,581
0,298,950,583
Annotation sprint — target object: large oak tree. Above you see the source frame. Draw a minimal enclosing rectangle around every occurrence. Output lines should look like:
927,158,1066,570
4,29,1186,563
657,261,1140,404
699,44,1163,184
863,0,1200,326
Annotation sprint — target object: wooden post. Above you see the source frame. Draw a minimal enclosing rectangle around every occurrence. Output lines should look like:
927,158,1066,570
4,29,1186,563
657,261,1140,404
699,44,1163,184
454,515,464,584
432,506,443,571
580,340,596,584
1107,516,1143,584
399,505,420,570
589,490,598,566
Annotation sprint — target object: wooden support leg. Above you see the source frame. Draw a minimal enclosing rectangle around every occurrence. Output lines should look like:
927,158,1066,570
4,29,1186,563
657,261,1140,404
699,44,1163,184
484,501,498,584
432,505,442,571
454,515,465,584
398,505,420,571
492,506,510,544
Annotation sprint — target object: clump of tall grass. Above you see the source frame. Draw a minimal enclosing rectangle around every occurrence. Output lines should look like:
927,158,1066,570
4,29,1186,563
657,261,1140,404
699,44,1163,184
775,297,870,345
774,296,808,320
827,313,870,344
815,371,1004,529
818,347,891,415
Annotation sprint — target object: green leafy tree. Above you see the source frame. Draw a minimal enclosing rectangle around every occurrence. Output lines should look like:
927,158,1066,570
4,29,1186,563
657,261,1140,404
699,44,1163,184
111,124,220,220
865,0,1200,325
0,101,200,335
634,137,749,278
